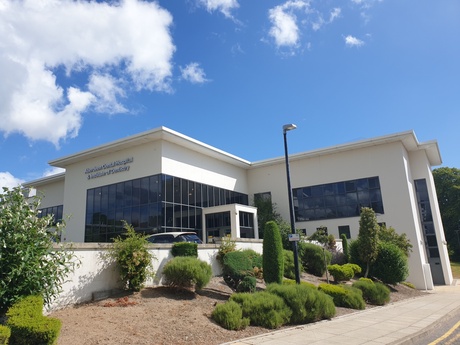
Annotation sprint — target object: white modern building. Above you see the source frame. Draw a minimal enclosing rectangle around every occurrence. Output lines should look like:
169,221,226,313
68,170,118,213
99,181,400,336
24,126,453,289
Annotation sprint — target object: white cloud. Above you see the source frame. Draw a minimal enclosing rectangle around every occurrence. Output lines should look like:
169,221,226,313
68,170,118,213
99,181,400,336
43,167,65,177
268,1,310,48
0,0,175,146
345,35,365,47
180,63,209,84
330,8,341,22
88,74,127,114
0,172,25,190
198,0,239,18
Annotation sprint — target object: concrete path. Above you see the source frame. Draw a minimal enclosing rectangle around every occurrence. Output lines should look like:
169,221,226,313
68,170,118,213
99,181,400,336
222,282,460,345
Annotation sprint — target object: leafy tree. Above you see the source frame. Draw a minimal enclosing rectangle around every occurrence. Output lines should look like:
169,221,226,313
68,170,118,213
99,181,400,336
379,225,412,257
308,226,329,246
357,207,380,277
263,221,284,284
253,195,283,239
0,187,78,314
433,167,460,258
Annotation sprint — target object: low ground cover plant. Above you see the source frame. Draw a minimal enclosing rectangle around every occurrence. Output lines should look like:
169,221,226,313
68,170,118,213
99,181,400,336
327,263,362,282
211,301,250,331
266,283,336,324
230,291,292,329
318,283,365,310
162,256,212,291
352,278,390,305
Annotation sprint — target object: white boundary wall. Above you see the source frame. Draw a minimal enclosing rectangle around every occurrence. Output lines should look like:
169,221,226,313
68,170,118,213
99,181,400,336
47,240,262,312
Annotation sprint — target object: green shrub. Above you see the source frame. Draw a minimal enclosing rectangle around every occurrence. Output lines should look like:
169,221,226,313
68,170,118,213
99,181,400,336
352,279,390,305
107,222,155,291
222,251,254,291
171,242,198,257
379,225,413,257
349,239,366,272
237,276,257,293
341,234,349,263
298,242,331,277
266,283,336,324
0,325,10,345
371,242,408,285
230,292,292,329
241,249,263,270
6,295,61,345
162,256,212,290
282,279,316,289
0,187,78,313
327,264,354,282
211,301,250,330
318,283,365,310
402,281,416,289
263,221,284,284
216,236,237,265
283,249,303,280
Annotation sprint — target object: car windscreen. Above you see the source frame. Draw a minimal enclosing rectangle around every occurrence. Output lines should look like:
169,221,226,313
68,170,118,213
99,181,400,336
181,234,202,243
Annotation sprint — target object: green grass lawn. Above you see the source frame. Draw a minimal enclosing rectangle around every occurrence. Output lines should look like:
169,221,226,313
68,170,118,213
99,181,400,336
451,261,460,279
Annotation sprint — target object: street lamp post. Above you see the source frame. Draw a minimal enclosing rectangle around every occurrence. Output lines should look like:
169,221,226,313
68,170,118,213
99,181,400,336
283,123,301,284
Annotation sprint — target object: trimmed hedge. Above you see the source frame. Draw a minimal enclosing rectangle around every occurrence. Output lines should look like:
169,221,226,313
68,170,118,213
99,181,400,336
162,256,212,290
230,292,292,329
6,295,61,345
171,242,198,257
327,263,362,282
211,301,250,330
266,283,336,324
352,279,390,306
371,242,408,285
318,283,365,310
263,221,284,284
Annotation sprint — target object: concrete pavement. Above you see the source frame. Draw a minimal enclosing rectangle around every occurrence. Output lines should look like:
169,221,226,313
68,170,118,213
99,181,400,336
222,282,460,345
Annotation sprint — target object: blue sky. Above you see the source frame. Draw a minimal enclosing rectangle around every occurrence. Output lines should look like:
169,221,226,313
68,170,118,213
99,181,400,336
1,0,459,189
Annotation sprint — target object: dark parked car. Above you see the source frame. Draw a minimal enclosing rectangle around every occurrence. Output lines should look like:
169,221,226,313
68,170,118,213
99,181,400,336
146,232,202,244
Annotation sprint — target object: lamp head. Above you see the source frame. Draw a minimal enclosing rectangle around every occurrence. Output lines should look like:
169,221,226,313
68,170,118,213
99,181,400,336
283,124,297,133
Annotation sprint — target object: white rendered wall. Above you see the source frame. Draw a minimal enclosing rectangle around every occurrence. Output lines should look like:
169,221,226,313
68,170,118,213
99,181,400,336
47,241,263,312
34,178,65,209
61,141,163,242
247,142,444,289
161,141,248,192
408,150,453,286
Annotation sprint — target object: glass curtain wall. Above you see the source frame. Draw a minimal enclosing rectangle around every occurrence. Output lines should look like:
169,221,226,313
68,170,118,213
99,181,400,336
85,174,248,242
293,176,384,221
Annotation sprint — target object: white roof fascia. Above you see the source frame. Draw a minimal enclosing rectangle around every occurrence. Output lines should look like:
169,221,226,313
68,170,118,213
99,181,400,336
48,126,251,169
251,130,442,168
22,172,66,188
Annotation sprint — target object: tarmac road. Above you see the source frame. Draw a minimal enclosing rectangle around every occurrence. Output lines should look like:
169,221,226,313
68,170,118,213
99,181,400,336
400,307,460,345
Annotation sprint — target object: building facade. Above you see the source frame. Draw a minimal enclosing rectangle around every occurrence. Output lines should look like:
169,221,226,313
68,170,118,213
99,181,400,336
25,126,453,289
